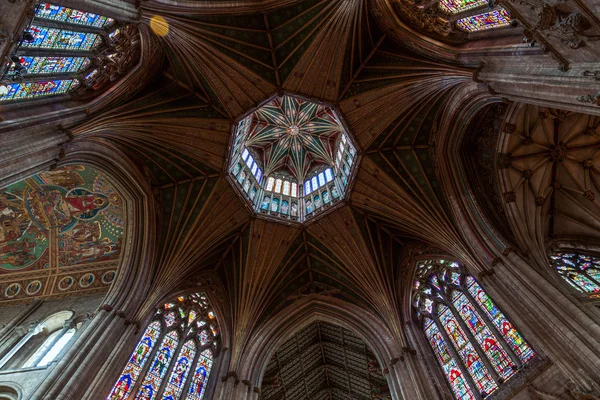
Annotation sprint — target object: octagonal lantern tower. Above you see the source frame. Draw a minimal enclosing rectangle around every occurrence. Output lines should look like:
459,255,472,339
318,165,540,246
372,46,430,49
227,93,359,224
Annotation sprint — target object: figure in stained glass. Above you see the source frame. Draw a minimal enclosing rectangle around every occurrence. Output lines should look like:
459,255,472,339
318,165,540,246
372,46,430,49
281,200,289,215
291,203,298,217
109,294,218,400
261,196,271,210
414,260,535,399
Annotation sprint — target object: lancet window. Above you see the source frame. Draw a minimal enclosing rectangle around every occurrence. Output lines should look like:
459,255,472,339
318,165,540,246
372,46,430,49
107,293,219,400
412,260,535,399
550,252,600,296
0,2,139,103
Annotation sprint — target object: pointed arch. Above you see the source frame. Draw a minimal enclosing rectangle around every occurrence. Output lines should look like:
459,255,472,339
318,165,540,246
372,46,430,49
107,292,220,400
411,259,536,399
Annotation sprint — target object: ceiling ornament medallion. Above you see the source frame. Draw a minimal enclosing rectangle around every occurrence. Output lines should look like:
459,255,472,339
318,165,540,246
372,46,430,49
227,93,359,224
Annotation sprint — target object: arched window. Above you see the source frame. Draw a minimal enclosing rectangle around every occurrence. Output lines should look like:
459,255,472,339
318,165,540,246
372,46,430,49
550,252,600,296
412,260,535,399
108,293,219,400
0,2,139,103
0,310,79,370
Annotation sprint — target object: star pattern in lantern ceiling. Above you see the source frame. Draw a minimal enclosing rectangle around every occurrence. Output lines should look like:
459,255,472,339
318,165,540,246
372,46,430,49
228,94,358,223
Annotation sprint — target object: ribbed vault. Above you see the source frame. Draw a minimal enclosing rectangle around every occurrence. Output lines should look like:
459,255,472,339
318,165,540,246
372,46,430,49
261,321,391,400
51,0,487,372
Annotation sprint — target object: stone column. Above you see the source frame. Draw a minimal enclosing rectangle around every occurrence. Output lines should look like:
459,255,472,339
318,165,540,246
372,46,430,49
28,308,130,399
478,251,600,396
0,127,71,189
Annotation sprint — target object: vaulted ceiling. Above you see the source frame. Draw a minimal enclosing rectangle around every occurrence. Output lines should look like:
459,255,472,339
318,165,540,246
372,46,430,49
59,0,487,377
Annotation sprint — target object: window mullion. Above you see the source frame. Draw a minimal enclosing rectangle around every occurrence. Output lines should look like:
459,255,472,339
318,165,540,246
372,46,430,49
433,314,483,400
30,325,68,367
446,296,502,384
181,340,202,400
156,330,186,398
130,323,165,397
462,285,522,367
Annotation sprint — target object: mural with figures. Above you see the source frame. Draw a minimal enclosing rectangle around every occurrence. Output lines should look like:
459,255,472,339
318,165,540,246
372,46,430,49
0,165,124,302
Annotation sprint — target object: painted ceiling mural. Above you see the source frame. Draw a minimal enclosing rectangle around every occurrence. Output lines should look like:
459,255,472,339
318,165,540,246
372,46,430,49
0,165,124,302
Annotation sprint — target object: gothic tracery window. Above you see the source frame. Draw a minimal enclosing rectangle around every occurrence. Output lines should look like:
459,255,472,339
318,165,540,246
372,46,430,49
550,252,600,296
413,260,535,399
107,293,219,400
0,2,139,103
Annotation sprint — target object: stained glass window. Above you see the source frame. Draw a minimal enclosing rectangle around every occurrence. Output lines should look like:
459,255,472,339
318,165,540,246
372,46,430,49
107,322,161,400
413,260,535,399
22,26,102,51
35,3,114,28
161,340,196,399
457,8,511,32
550,252,600,295
5,56,90,77
0,79,78,102
187,350,213,400
107,293,219,400
424,319,475,400
0,3,137,104
438,0,487,14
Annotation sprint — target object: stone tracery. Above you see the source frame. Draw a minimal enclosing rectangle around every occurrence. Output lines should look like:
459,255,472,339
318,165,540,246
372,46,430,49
0,0,599,399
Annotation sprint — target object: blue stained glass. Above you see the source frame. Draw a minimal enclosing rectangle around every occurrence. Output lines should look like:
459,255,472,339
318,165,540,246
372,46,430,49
22,25,101,51
0,79,77,102
35,3,114,28
162,340,196,400
5,56,90,76
187,349,213,400
107,321,161,400
135,331,179,400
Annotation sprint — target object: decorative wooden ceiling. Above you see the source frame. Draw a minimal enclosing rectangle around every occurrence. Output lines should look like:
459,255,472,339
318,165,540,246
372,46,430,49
261,321,391,400
0,0,491,368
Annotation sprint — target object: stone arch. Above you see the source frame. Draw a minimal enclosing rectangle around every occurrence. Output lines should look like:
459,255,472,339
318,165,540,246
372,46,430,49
235,296,423,400
0,384,21,400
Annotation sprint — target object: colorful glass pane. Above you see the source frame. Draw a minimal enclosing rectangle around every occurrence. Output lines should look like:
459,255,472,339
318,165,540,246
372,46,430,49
424,320,475,400
135,331,179,400
0,79,77,102
165,312,176,327
162,340,196,400
107,321,161,400
457,8,511,32
22,26,101,51
5,56,90,77
452,291,515,380
438,0,487,14
466,277,535,362
187,349,213,400
551,252,600,294
35,3,114,28
439,306,497,395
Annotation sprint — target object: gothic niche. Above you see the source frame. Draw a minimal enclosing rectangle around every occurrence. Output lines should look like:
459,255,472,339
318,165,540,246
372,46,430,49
227,93,359,225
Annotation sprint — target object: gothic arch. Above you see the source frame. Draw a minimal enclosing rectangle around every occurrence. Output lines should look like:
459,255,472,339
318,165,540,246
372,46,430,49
236,296,418,400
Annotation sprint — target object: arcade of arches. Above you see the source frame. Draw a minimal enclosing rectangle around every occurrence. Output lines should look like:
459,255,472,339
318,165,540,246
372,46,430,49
0,0,599,399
